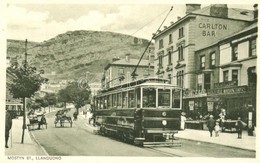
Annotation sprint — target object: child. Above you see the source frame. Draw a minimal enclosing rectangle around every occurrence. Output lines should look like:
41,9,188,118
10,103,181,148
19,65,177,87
214,121,220,137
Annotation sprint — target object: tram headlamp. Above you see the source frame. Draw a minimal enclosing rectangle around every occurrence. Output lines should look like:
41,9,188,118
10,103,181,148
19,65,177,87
162,120,167,126
162,112,167,116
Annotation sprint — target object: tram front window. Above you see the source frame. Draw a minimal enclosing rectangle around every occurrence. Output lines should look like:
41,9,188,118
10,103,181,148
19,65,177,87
143,88,156,107
158,89,170,107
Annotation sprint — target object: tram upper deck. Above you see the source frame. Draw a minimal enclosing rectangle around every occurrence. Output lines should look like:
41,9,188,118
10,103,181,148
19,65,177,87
94,78,182,110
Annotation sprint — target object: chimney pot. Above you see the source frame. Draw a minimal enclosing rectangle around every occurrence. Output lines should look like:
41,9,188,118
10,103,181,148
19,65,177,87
177,16,181,20
254,4,258,19
125,53,130,62
186,4,201,15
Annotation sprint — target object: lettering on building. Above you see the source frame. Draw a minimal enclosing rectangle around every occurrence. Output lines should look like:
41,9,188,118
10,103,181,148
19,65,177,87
198,23,228,37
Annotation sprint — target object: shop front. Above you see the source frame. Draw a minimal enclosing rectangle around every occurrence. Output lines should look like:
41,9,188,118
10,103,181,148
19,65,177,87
207,84,256,132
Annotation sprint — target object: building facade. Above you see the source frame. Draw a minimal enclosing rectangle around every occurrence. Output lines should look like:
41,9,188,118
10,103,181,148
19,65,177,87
102,54,154,89
154,4,253,90
153,4,257,122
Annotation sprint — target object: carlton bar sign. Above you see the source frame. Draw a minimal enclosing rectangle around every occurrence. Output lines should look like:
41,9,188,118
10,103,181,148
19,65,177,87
198,23,228,37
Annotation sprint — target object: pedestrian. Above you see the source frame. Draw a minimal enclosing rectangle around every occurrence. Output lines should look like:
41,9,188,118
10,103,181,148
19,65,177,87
180,112,186,130
5,107,13,148
236,116,246,139
73,111,78,121
207,115,215,137
214,121,220,137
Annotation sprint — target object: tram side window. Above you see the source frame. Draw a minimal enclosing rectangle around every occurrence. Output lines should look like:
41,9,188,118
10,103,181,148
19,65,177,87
122,92,127,108
128,90,135,108
158,89,170,107
100,97,104,109
104,96,108,109
143,88,156,107
172,90,181,108
117,93,122,108
112,94,117,108
108,95,112,109
136,88,140,108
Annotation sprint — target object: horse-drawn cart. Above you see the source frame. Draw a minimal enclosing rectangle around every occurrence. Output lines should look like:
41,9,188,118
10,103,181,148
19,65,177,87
54,110,73,128
27,114,47,130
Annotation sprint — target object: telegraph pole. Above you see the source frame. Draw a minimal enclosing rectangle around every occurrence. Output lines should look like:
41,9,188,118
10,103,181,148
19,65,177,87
21,39,27,144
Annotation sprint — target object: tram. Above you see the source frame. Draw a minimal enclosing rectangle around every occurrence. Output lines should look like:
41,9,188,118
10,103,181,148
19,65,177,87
93,77,182,146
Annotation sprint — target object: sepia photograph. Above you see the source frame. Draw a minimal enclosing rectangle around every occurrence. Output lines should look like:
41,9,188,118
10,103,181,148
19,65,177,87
2,0,258,162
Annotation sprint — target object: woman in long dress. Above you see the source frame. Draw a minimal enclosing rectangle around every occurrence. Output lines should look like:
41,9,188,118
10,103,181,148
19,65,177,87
180,112,186,130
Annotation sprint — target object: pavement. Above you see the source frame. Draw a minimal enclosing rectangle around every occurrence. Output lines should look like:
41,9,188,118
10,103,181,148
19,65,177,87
5,117,48,156
78,113,256,152
5,108,57,156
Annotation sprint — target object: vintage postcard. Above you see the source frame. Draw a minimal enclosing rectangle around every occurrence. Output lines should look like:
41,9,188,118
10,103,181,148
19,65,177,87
1,0,258,162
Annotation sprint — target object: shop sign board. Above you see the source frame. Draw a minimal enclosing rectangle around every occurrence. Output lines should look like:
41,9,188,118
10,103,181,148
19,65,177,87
208,85,247,96
183,89,207,98
214,80,238,89
189,100,194,110
207,102,214,111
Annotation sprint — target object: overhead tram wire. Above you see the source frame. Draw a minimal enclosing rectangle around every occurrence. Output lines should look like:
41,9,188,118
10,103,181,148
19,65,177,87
131,6,173,79
130,7,171,37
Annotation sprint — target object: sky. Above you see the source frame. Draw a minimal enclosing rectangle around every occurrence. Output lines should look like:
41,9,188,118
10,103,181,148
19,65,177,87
4,1,256,42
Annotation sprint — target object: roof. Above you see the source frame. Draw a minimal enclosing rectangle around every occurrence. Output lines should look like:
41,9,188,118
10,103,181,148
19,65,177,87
154,5,254,39
105,58,153,70
192,5,254,21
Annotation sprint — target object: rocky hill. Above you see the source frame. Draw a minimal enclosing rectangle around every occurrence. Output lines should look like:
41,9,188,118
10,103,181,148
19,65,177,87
7,30,153,83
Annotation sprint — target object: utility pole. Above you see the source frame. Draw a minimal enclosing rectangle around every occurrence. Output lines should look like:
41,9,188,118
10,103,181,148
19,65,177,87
21,39,27,144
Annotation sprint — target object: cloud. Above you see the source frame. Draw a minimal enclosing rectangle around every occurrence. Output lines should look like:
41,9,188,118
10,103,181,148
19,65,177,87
7,4,177,42
7,4,253,42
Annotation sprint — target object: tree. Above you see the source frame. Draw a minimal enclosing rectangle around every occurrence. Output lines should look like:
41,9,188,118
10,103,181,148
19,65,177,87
44,93,57,112
59,81,91,114
7,62,47,143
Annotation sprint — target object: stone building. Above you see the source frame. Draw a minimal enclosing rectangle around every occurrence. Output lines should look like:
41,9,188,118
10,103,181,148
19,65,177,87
101,54,154,89
153,4,254,90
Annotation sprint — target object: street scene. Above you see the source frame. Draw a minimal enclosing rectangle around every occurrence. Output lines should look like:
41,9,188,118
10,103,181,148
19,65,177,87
4,1,257,161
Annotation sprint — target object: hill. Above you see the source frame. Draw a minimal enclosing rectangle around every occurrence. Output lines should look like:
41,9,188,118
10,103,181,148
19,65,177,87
7,30,153,83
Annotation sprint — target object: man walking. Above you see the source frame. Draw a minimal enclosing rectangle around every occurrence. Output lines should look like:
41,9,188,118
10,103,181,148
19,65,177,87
5,107,13,148
207,115,215,137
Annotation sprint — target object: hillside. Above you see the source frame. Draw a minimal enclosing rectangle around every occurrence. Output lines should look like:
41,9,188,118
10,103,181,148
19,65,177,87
7,30,153,83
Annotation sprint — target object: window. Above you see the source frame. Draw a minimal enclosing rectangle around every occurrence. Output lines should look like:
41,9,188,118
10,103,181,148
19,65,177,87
117,93,122,107
143,88,156,107
223,70,229,82
158,89,170,107
232,45,238,61
177,70,184,87
122,92,127,108
249,39,256,56
128,90,135,108
232,70,238,81
158,55,163,68
200,55,205,69
179,27,184,38
168,51,172,65
204,73,211,90
172,90,181,108
169,34,172,44
159,39,164,49
168,74,172,84
178,46,184,61
197,74,203,91
118,68,124,75
210,52,216,67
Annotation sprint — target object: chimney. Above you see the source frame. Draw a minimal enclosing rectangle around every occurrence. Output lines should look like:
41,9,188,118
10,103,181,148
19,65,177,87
186,4,201,14
125,53,130,62
254,4,258,19
112,57,120,62
210,4,228,18
177,16,181,20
